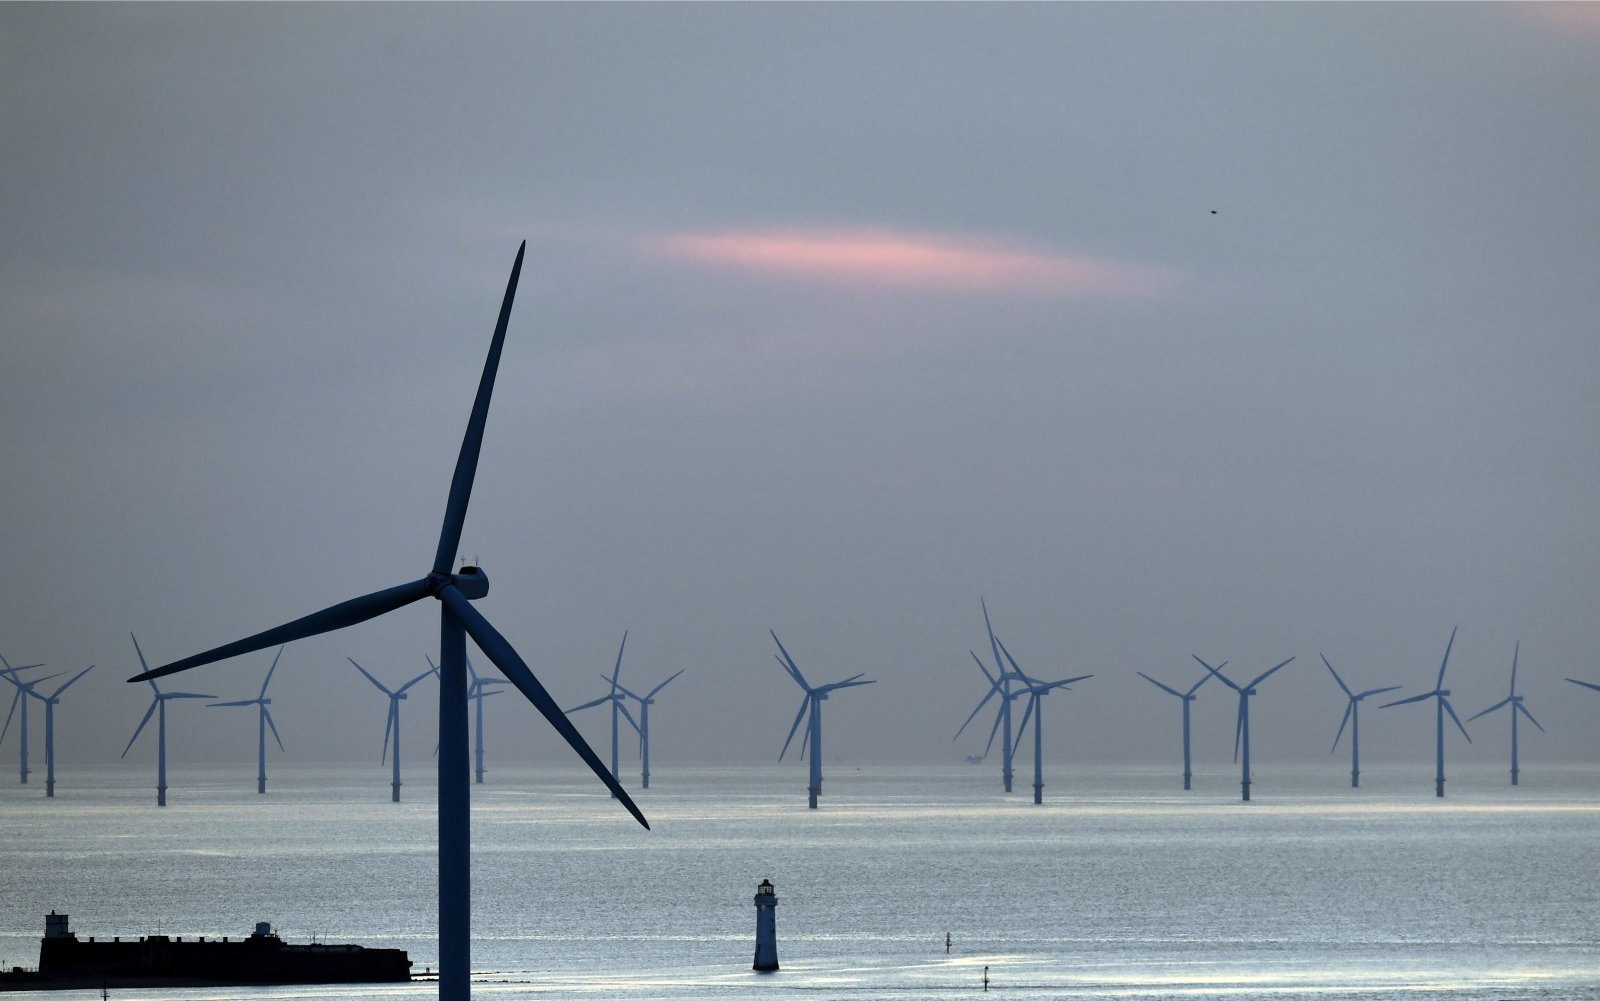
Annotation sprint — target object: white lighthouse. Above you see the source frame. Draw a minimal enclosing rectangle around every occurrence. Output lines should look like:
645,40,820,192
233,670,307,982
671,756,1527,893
752,878,779,972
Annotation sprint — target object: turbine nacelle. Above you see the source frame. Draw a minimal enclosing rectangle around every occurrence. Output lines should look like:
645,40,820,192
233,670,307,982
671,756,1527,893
434,566,488,601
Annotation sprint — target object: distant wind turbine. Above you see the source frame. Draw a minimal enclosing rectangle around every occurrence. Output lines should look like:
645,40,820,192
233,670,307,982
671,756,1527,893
429,654,508,783
1135,665,1214,790
954,600,1030,791
567,632,640,799
1001,637,1091,804
1468,641,1543,786
613,667,684,789
350,657,436,802
1320,654,1400,789
124,244,649,1001
36,665,94,798
123,634,215,806
209,646,287,794
1380,627,1471,797
771,631,875,809
0,656,51,784
1195,655,1295,801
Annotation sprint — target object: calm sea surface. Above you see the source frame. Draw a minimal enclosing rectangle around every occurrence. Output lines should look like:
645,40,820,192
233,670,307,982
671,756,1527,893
2,762,1596,1000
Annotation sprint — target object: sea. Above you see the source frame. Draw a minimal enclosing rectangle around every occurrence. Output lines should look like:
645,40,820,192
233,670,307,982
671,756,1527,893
2,761,1596,1001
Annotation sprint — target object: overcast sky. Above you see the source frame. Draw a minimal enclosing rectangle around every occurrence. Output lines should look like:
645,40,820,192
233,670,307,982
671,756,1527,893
2,4,1598,783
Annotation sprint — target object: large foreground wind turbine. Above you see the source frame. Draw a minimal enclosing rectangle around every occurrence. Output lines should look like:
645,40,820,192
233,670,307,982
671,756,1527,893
1381,627,1471,797
567,632,639,797
36,666,94,798
1320,654,1399,789
771,631,874,809
1195,655,1294,801
1001,638,1091,805
124,634,214,806
209,647,287,794
1136,665,1214,790
351,657,435,802
613,666,683,790
126,244,648,1001
1468,641,1543,786
1,656,51,784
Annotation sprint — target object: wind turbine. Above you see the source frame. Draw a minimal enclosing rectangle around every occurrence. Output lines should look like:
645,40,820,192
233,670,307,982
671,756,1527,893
125,244,649,1001
209,647,287,794
1380,627,1471,797
123,634,215,806
37,665,94,798
1468,641,1543,786
1135,664,1214,790
1001,638,1091,805
1195,655,1295,801
566,632,639,798
0,656,51,784
350,657,435,802
771,630,875,809
954,600,1029,791
429,654,508,784
1320,654,1400,789
613,667,683,790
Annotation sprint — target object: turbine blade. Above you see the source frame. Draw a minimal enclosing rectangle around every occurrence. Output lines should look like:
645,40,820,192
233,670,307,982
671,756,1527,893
260,646,284,699
431,242,526,576
1468,697,1510,722
1509,640,1519,697
1331,701,1353,752
1137,672,1184,699
381,704,394,764
50,665,95,699
1380,691,1435,708
1320,654,1353,697
131,578,433,682
1185,666,1217,697
611,630,628,688
953,685,999,740
779,696,809,761
208,699,257,708
1356,685,1401,699
1516,701,1545,732
264,708,285,752
1015,694,1036,743
1194,655,1241,691
798,704,812,758
165,693,217,700
646,670,684,699
398,666,437,694
566,694,612,714
0,689,18,741
769,631,811,690
1442,698,1471,742
613,681,644,701
349,658,395,696
981,597,1004,676
617,701,641,736
1248,657,1294,689
982,703,1005,758
439,589,648,828
1568,677,1600,694
1233,703,1244,762
122,700,158,757
970,650,1000,688
1436,625,1458,689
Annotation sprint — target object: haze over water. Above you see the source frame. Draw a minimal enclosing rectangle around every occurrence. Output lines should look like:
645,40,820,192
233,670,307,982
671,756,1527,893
4,763,1595,1000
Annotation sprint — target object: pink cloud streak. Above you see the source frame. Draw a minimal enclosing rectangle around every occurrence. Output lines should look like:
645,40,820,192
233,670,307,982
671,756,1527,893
652,228,1171,297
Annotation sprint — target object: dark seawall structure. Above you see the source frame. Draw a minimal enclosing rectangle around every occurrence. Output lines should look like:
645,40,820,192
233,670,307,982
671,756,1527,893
0,912,410,990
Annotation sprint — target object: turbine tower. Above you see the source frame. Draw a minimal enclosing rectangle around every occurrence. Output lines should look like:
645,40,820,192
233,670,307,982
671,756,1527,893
209,646,287,794
1468,641,1543,786
1195,655,1295,802
124,634,215,806
613,667,683,789
1320,654,1399,789
1380,627,1471,797
36,666,94,798
566,632,639,798
954,600,1030,791
771,631,875,809
1135,664,1214,790
125,244,649,1001
0,656,52,784
1001,637,1091,805
350,657,435,802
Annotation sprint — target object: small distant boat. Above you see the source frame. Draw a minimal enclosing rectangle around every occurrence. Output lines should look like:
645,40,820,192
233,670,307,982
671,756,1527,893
964,754,985,765
0,912,411,991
